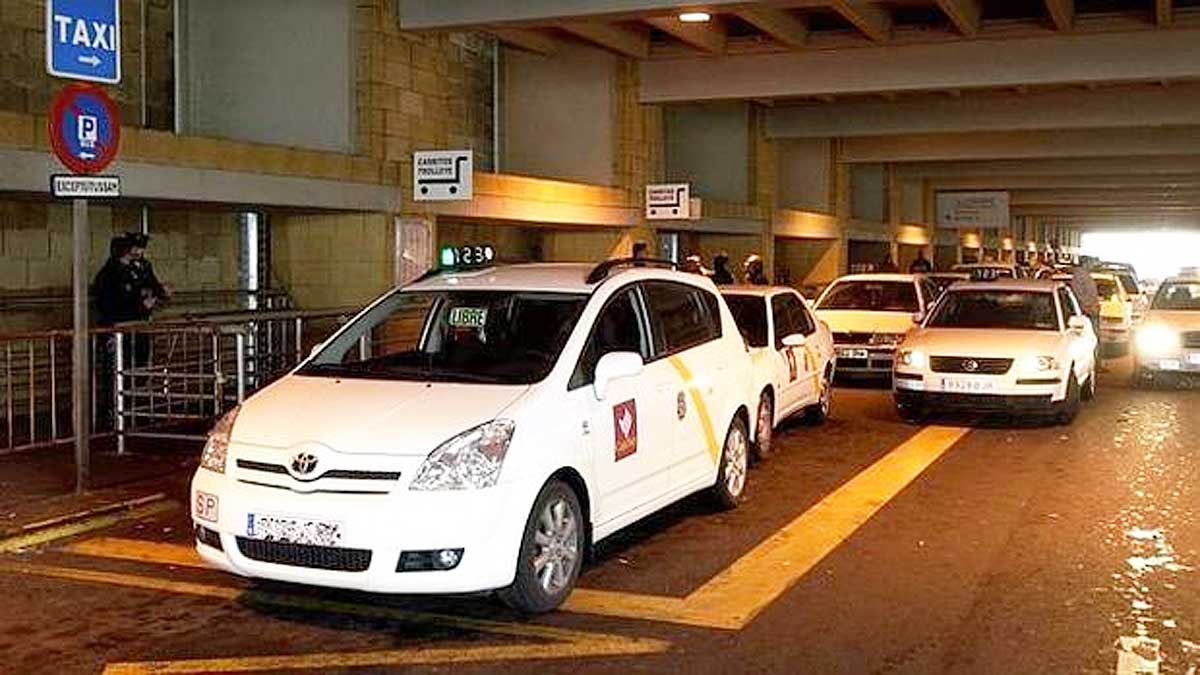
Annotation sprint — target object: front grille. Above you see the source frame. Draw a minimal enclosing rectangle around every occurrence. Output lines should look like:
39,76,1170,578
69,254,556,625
930,356,1013,375
235,538,372,572
833,332,871,345
1184,332,1200,349
236,459,401,482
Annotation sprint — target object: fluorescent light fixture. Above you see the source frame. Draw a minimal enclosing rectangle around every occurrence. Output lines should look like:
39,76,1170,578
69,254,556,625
678,11,711,23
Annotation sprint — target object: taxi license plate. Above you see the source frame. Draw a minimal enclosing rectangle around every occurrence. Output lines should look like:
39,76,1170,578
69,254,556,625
246,513,342,546
940,377,997,393
838,348,869,360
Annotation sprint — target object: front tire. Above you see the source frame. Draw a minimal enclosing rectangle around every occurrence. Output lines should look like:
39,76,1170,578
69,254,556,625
753,392,774,462
803,366,834,425
1057,371,1081,425
1081,365,1097,402
709,415,749,510
499,479,584,614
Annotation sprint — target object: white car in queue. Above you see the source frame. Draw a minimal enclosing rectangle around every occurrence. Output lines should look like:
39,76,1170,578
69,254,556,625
813,274,939,376
720,287,837,459
191,258,757,613
1133,275,1200,386
893,279,1098,424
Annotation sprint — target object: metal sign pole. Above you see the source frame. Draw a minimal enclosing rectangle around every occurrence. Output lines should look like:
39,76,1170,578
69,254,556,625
72,198,90,494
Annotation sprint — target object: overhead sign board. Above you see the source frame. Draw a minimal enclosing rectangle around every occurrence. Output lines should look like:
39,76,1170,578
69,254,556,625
646,183,691,220
46,0,121,84
48,84,121,175
936,191,1010,230
414,150,472,201
51,174,120,198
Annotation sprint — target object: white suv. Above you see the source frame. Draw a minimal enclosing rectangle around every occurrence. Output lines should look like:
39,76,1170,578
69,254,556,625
190,261,756,613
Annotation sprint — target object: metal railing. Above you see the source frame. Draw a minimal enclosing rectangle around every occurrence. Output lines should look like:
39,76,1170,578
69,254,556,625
0,307,356,454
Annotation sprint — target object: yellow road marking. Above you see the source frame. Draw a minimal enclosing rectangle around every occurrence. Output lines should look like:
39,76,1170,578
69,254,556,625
666,356,720,463
55,427,969,632
0,561,670,673
0,500,177,554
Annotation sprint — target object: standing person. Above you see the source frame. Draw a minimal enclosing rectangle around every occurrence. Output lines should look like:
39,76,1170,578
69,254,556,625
631,241,649,261
711,253,735,285
680,253,708,276
1070,259,1105,372
125,232,169,319
743,254,769,285
92,235,141,430
909,250,933,273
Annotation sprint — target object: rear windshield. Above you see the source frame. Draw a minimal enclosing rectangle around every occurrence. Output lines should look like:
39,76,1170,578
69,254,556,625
817,281,919,312
1152,283,1200,311
722,295,768,348
1094,277,1119,299
927,290,1060,331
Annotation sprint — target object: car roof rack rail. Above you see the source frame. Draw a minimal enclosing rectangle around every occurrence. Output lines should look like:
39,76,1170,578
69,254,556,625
586,257,677,284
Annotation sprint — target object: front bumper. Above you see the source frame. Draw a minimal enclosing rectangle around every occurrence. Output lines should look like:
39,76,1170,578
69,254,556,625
1135,351,1200,375
190,467,539,595
893,367,1066,408
894,389,1057,414
834,345,898,375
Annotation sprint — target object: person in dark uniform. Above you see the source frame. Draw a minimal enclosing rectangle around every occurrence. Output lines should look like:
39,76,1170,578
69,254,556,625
93,235,141,429
743,254,769,285
909,250,933,273
125,232,169,319
711,253,735,285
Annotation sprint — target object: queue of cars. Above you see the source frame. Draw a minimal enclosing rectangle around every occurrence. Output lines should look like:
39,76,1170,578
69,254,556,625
189,254,1154,613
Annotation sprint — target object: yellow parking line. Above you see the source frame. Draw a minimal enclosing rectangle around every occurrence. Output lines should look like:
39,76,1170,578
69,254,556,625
0,500,177,554
64,537,206,568
0,561,670,673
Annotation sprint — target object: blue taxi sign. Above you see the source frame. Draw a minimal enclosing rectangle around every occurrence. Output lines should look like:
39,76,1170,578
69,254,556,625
46,0,121,84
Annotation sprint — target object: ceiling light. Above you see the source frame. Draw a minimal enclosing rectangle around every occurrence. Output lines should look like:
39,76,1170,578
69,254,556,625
678,11,711,23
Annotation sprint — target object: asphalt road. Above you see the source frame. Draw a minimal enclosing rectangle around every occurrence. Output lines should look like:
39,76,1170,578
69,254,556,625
1,356,1197,674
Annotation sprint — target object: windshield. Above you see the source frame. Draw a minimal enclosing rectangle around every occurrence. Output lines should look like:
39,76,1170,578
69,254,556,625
927,290,1060,331
299,290,588,384
1152,283,1200,311
1094,277,1119,299
722,295,768,348
1116,274,1139,295
817,281,919,312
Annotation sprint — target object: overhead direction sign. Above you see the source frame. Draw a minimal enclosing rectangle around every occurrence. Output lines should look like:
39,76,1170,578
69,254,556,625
936,191,1011,230
49,84,121,175
51,174,120,199
46,0,121,84
646,183,691,220
414,150,473,201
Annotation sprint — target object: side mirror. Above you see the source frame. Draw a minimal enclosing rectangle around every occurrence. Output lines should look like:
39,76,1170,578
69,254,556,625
593,351,644,401
1068,316,1088,333
781,333,805,348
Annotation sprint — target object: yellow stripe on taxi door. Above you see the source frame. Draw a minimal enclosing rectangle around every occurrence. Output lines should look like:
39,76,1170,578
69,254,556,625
666,355,720,463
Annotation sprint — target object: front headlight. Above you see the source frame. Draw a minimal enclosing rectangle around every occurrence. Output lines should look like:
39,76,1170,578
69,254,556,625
870,333,904,347
898,349,927,369
200,407,240,474
1136,325,1180,356
410,420,515,491
1019,355,1060,372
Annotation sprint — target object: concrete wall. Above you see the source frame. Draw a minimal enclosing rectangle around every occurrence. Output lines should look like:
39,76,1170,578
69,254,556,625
777,139,832,212
0,0,175,128
271,212,391,309
851,164,886,222
502,43,616,185
774,237,840,288
665,102,751,203
180,0,354,152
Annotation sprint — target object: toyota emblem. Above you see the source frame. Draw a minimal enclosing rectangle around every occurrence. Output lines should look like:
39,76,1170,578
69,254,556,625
962,359,980,373
290,452,319,476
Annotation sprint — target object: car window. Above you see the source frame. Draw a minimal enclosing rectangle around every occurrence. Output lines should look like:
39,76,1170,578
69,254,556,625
771,295,796,349
1152,283,1200,310
723,295,768,348
1117,274,1139,295
1094,277,1120,299
784,294,816,339
816,280,919,312
643,281,722,356
570,287,650,390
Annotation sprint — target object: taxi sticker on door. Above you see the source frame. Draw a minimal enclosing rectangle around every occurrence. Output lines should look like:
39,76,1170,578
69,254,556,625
613,399,638,461
784,348,799,382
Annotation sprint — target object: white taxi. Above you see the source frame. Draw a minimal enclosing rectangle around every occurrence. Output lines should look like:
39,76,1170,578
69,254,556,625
813,274,938,376
1133,275,1200,386
191,260,756,613
893,279,1098,424
721,287,836,459
1092,272,1133,354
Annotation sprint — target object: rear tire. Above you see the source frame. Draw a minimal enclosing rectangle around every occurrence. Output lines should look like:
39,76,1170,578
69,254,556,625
709,415,749,510
753,392,774,462
499,479,584,614
1057,371,1081,425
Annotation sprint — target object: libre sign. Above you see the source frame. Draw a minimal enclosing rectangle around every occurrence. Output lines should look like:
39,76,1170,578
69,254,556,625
414,150,473,201
45,0,121,84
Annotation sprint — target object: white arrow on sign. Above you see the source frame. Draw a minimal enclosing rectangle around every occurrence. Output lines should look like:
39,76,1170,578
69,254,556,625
77,55,101,67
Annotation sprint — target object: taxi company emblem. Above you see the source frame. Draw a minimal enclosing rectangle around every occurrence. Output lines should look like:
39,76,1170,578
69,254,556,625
290,452,319,476
613,399,638,461
962,359,980,373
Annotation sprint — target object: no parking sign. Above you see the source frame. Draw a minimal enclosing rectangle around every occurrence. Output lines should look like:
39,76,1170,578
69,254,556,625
48,83,120,175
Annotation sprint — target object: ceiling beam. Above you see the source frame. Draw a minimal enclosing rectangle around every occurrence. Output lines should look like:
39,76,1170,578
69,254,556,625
935,0,983,37
1043,0,1074,31
559,21,650,58
644,16,726,54
490,28,561,55
1157,0,1174,27
736,8,809,49
827,1,893,42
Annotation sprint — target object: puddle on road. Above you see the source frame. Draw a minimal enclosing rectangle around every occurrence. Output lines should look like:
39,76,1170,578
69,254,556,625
1103,402,1199,675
